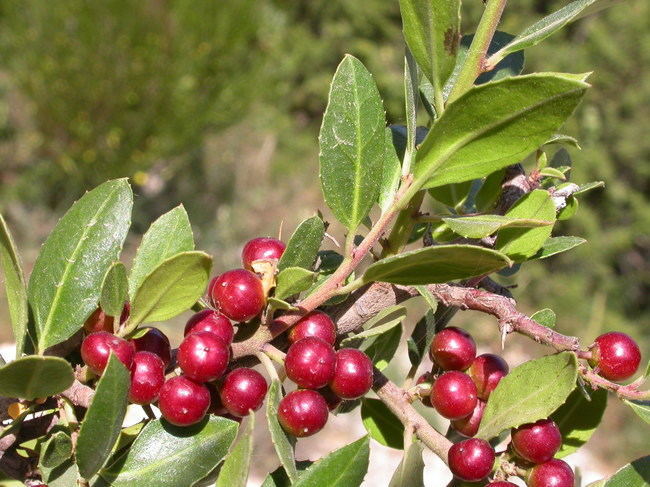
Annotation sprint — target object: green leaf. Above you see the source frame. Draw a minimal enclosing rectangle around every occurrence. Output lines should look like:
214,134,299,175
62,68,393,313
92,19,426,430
379,127,402,213
28,179,132,352
100,262,128,317
539,167,567,180
278,216,325,271
216,414,254,487
266,380,298,483
443,214,553,239
98,417,237,487
625,400,650,426
341,305,407,346
128,205,194,298
604,456,650,487
360,323,402,371
362,245,511,285
544,134,581,149
407,312,436,368
319,55,386,231
261,462,313,487
0,356,74,400
533,236,586,260
267,297,298,312
413,74,588,190
77,355,130,479
44,459,80,487
39,431,73,469
574,181,605,195
477,352,578,440
428,182,473,208
127,251,211,332
495,190,557,262
275,267,317,301
388,441,425,487
293,436,370,487
475,169,506,212
361,399,404,449
551,388,607,457
531,308,556,328
0,214,29,357
468,31,526,85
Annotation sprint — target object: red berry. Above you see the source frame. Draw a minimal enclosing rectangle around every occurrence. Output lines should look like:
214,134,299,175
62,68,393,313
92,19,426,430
329,348,374,400
81,332,135,375
278,389,329,437
83,303,129,334
448,438,495,482
487,482,518,487
158,376,210,426
429,327,476,371
430,371,478,420
184,310,234,345
241,237,286,270
511,418,562,464
209,269,265,322
416,372,434,407
219,368,268,417
285,337,336,389
131,327,172,366
288,311,337,345
528,459,574,487
177,331,230,383
128,352,165,405
318,386,342,411
468,353,509,400
451,400,486,437
589,332,641,381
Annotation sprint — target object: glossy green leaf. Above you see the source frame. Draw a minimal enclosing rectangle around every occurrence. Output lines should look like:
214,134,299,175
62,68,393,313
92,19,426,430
77,355,130,479
443,214,553,239
100,262,128,317
278,216,325,271
98,417,237,487
540,167,567,179
475,169,506,212
495,190,557,262
604,456,650,487
39,431,73,469
0,214,29,357
379,127,402,213
428,182,473,208
533,236,586,259
127,251,211,331
407,312,436,368
361,323,402,371
275,267,316,300
319,55,386,231
531,308,556,328
477,352,578,440
293,436,370,487
128,205,194,298
341,306,407,346
625,400,650,426
0,356,74,400
28,179,132,352
216,414,254,487
363,245,511,285
414,74,588,190
544,134,581,149
551,388,607,457
266,380,298,483
388,441,425,487
361,399,404,449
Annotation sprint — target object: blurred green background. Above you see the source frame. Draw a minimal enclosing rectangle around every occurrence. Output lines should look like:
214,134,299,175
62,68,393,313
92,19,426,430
0,0,647,475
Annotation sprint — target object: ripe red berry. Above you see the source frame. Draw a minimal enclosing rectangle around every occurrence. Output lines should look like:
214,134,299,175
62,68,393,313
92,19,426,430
430,371,478,420
329,348,374,400
184,310,234,345
528,459,575,487
131,327,172,366
219,368,268,417
241,237,286,270
285,337,336,389
451,400,486,438
487,482,518,487
429,327,476,371
128,351,165,405
589,332,641,381
288,311,337,345
468,353,509,400
81,331,135,375
158,376,211,426
177,331,230,383
448,438,495,482
511,418,562,464
83,303,130,334
278,389,329,437
209,269,265,322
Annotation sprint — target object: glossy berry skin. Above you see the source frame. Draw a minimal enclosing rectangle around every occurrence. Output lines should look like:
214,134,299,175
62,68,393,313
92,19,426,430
131,327,172,366
487,482,518,487
209,269,265,322
468,353,509,400
83,303,130,334
448,438,495,482
184,310,234,345
241,237,286,270
430,371,478,420
278,389,329,437
451,400,486,437
177,331,230,383
219,368,268,417
285,337,336,389
158,376,211,426
589,332,641,381
288,311,337,345
429,327,476,371
528,459,575,487
128,352,165,405
329,348,374,399
511,418,562,464
81,332,135,375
